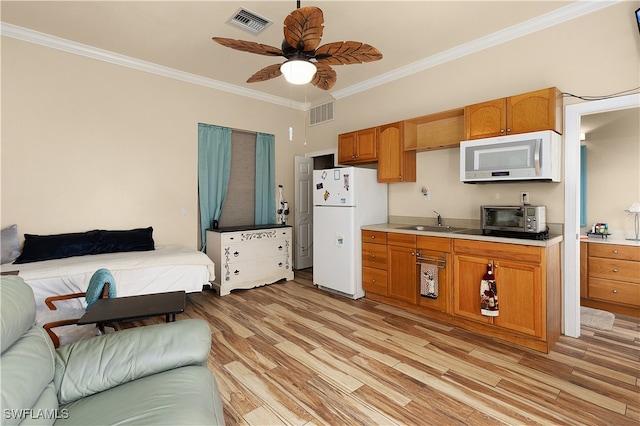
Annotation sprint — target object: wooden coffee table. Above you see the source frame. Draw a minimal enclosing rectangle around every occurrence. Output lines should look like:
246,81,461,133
77,291,186,332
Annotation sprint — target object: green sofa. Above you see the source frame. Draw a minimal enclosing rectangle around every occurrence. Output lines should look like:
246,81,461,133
0,275,225,425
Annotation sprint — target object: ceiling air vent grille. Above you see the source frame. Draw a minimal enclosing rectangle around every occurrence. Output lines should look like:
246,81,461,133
227,9,272,35
309,101,334,126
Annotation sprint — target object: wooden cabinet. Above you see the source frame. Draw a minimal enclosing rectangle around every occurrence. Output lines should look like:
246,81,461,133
464,87,563,140
405,108,465,151
362,230,388,296
206,226,294,296
452,239,560,352
377,122,416,182
338,127,377,164
387,233,418,304
361,229,561,352
581,242,640,317
416,236,452,313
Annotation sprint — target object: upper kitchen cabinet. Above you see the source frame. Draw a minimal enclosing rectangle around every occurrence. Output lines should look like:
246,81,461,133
338,127,377,164
377,121,417,182
405,108,465,151
464,87,563,140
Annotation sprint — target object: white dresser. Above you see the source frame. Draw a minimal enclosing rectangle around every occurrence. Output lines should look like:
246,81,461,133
206,225,294,296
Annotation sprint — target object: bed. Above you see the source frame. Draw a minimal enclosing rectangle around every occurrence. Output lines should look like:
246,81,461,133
0,226,215,309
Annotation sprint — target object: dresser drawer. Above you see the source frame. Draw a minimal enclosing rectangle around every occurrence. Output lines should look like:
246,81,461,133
221,255,290,284
221,228,290,245
362,242,388,269
588,257,640,283
588,277,640,307
589,244,640,261
362,230,387,244
363,267,388,295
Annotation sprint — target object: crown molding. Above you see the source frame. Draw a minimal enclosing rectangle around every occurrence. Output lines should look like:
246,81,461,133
0,22,309,111
330,0,621,100
1,1,620,106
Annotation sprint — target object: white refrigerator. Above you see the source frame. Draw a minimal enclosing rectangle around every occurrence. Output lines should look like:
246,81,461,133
313,166,388,299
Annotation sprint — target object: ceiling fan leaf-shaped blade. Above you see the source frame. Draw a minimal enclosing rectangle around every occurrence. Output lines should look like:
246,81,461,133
311,63,337,90
283,6,324,52
246,63,284,83
212,37,283,57
315,41,383,65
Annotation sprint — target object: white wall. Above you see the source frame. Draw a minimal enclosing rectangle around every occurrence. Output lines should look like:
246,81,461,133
1,38,302,248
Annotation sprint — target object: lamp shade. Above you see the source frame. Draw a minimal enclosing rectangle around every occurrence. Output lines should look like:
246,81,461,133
280,60,317,85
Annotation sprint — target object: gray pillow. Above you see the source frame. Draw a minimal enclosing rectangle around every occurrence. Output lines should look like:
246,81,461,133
1,225,21,264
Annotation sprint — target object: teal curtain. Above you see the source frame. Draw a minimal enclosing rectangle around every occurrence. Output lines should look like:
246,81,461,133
198,124,232,250
255,132,276,224
580,144,587,227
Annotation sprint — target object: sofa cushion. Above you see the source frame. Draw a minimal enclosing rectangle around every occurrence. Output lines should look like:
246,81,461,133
1,275,37,353
54,319,211,404
56,366,224,426
1,224,20,264
14,227,154,264
0,327,57,426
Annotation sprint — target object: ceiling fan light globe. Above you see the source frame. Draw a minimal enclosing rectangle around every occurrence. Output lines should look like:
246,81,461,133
280,60,317,84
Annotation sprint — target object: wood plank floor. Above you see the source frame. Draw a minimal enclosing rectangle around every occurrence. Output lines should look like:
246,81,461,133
123,269,639,425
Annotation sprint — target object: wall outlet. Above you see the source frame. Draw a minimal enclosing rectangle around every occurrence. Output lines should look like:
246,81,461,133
521,192,530,204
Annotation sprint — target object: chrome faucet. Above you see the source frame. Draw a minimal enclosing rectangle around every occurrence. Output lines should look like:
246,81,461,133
433,210,442,226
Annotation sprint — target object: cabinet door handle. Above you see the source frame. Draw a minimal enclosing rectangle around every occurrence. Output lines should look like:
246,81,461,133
372,279,377,283
411,252,415,256
371,254,376,258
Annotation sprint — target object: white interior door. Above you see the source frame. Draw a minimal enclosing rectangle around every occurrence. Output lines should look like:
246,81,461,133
294,156,313,269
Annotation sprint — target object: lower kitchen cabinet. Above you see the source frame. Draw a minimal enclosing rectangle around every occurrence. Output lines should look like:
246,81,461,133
452,239,559,352
361,229,562,353
581,242,640,317
362,230,388,296
387,233,417,304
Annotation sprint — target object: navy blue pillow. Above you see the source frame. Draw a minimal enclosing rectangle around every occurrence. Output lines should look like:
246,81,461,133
95,227,154,253
14,230,100,264
14,227,155,264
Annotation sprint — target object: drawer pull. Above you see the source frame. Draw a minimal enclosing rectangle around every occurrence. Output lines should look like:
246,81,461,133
371,235,376,239
613,250,618,254
613,269,618,273
612,289,618,294
371,254,376,258
372,279,376,283
233,251,239,257
234,270,240,275
278,245,283,250
278,262,283,267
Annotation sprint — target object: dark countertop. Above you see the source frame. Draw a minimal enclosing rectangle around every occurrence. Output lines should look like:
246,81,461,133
207,224,291,233
362,223,563,247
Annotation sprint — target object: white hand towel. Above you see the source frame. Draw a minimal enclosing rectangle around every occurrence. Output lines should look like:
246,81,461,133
420,263,438,299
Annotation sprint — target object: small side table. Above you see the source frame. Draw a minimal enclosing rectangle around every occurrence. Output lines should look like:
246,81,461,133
77,291,186,332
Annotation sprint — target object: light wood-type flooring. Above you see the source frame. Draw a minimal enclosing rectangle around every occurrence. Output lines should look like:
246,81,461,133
123,269,639,425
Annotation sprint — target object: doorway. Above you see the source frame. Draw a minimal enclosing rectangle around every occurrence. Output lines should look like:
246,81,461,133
563,93,640,337
293,149,338,270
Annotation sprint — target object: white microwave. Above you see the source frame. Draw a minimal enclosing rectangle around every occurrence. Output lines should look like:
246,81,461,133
460,130,562,183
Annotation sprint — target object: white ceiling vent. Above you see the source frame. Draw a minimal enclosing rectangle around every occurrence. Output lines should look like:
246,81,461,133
309,101,334,126
227,8,272,35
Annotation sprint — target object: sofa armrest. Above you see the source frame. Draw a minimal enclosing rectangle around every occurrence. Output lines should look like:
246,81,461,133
53,319,211,404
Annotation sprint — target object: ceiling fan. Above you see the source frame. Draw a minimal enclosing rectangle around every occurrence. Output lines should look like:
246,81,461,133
212,4,382,90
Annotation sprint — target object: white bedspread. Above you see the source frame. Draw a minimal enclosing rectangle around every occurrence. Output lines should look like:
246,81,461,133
1,245,215,309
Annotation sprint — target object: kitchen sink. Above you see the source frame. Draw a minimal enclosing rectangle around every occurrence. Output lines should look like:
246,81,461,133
399,225,466,233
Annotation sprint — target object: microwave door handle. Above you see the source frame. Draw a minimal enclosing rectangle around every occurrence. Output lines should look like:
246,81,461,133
534,138,541,176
